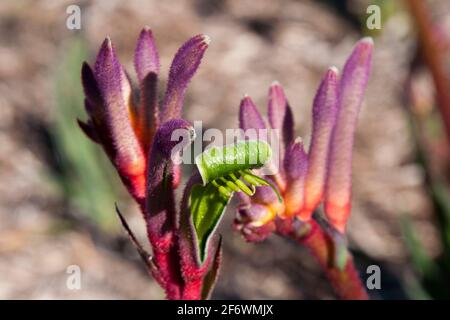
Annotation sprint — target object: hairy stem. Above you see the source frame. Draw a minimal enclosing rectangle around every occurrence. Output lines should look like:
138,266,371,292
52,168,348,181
277,219,368,300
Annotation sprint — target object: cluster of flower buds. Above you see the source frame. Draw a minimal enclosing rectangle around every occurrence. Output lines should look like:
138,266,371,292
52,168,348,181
234,38,374,240
79,28,373,299
79,28,222,300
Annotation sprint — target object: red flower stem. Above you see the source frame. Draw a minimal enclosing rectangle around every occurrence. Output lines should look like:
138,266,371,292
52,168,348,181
152,250,183,300
181,278,203,300
407,0,450,146
277,219,368,299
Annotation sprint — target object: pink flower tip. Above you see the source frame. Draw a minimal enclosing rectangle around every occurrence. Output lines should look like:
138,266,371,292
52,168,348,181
360,36,374,45
201,34,211,45
294,136,303,144
104,36,113,49
328,66,339,74
270,80,281,87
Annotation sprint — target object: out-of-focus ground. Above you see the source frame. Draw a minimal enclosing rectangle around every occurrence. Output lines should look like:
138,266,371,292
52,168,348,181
0,0,449,299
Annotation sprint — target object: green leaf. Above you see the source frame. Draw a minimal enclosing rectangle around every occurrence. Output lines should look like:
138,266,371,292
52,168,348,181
201,236,222,300
401,215,437,277
190,140,279,263
401,214,450,298
189,183,232,263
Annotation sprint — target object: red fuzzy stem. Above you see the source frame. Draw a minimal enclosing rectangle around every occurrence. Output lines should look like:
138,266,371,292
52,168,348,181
181,278,203,300
153,250,183,300
277,219,368,300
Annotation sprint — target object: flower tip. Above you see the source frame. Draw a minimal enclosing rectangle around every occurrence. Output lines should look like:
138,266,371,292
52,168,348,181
97,37,115,61
241,94,255,106
77,118,99,142
241,94,255,105
139,26,154,39
201,34,211,45
355,37,374,55
360,36,374,45
104,36,113,49
270,80,281,87
239,94,266,130
294,136,303,144
328,65,339,75
76,118,88,130
81,61,92,77
269,81,285,94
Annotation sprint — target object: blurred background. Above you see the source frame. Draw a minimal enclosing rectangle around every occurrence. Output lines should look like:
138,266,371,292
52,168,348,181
1,0,450,299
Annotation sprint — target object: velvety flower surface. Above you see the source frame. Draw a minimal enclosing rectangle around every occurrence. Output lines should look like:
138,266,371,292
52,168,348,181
234,38,373,237
79,30,373,300
79,28,215,300
79,27,209,206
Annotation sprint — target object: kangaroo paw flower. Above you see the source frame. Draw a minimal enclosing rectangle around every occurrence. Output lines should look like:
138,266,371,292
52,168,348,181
79,29,212,300
81,38,147,202
239,95,267,130
325,38,373,233
303,67,339,219
268,81,294,150
283,139,308,218
162,35,210,121
134,27,160,151
234,38,373,248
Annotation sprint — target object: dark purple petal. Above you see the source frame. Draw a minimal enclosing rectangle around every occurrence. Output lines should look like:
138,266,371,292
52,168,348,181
284,139,308,180
77,119,99,143
94,38,143,163
239,95,266,130
146,118,194,242
325,37,373,233
268,81,294,147
151,118,195,159
161,34,210,121
136,73,159,152
134,27,160,82
304,67,339,214
94,37,146,200
83,98,96,120
81,62,102,107
134,28,159,154
145,119,195,299
134,28,160,151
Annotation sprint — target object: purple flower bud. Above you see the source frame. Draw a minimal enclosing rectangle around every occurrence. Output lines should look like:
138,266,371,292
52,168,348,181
325,37,373,233
304,67,339,216
134,27,160,82
283,139,308,218
162,34,210,121
239,95,266,130
268,81,294,148
134,27,161,151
